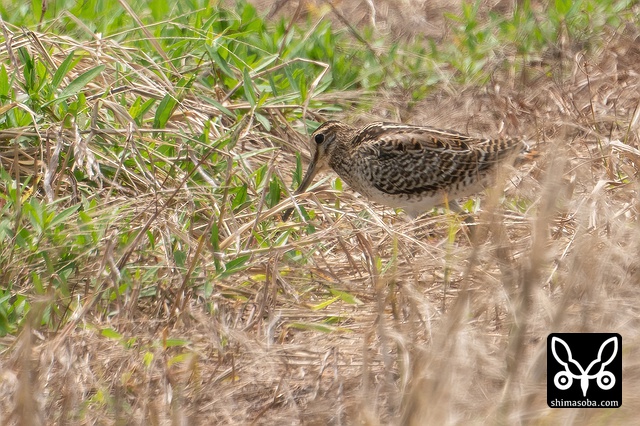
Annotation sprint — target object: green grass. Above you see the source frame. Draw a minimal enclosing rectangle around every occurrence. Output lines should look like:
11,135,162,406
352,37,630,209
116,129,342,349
1,0,639,423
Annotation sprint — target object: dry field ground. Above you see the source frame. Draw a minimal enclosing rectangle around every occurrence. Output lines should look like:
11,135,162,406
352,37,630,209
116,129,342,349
1,0,639,424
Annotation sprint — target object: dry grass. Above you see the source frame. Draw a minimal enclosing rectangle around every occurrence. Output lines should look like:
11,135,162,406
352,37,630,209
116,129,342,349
1,1,640,424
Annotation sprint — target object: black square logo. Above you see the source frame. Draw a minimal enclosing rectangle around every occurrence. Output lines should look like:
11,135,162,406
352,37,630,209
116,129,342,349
547,333,622,408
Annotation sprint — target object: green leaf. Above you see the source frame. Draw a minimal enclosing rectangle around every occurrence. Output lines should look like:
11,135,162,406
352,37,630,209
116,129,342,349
51,50,76,89
163,338,190,348
167,352,191,366
329,289,364,305
267,74,278,96
197,95,234,118
287,322,349,333
174,250,187,268
310,296,340,311
32,272,44,294
58,65,105,99
284,67,298,92
266,175,281,208
242,67,256,107
334,177,343,191
153,94,178,128
210,222,221,273
101,328,123,340
206,44,236,79
18,47,35,90
231,185,248,211
49,204,80,228
146,230,155,250
131,98,156,123
0,64,9,98
149,0,169,21
255,112,270,130
554,0,572,15
143,351,154,368
220,254,251,279
31,0,43,21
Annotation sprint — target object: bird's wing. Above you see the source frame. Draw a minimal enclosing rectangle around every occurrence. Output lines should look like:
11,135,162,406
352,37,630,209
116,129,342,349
353,125,523,195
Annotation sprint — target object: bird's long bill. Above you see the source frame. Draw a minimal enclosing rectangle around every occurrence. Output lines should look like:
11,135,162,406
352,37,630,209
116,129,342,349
295,155,319,195
282,154,319,220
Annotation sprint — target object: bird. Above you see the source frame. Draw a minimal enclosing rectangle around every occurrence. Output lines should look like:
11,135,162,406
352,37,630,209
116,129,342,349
283,120,530,220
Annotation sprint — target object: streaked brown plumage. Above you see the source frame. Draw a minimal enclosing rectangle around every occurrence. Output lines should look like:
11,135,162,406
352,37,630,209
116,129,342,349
284,120,529,219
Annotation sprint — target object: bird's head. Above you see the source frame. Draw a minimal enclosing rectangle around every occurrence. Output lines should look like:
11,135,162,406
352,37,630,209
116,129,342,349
295,120,355,194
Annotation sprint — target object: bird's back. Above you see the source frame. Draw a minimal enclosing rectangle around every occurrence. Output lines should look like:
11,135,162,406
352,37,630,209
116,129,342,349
327,122,528,213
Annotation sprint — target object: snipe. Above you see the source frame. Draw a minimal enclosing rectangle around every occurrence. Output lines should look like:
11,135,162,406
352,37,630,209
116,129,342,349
284,120,530,220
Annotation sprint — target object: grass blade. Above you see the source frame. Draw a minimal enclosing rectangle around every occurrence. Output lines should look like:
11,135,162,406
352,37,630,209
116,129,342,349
58,64,105,99
51,50,76,89
242,67,256,107
153,94,178,128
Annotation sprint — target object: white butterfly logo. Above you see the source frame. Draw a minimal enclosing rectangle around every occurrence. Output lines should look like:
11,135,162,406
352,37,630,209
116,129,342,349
551,336,617,397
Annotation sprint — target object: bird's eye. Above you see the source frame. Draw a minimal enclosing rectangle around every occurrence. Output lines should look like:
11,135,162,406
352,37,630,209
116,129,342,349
314,133,325,144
